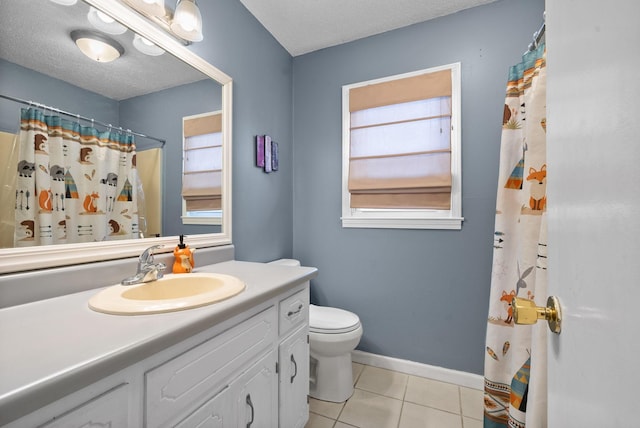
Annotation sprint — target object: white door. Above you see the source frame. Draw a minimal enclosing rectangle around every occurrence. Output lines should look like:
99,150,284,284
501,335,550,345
546,0,640,425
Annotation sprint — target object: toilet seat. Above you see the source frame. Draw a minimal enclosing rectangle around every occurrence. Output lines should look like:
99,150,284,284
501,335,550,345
309,304,361,334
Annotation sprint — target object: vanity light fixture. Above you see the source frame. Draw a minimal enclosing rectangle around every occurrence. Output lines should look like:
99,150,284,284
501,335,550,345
125,0,166,18
87,7,127,35
171,0,203,42
133,34,165,56
122,0,204,44
71,30,124,63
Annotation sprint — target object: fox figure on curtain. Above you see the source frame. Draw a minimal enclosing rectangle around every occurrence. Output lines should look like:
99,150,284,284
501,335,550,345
14,108,144,246
484,44,547,428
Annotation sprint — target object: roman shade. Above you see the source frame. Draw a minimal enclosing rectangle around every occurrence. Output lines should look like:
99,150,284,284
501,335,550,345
348,69,452,209
182,112,222,211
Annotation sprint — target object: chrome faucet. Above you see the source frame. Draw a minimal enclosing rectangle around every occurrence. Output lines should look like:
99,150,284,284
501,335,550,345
121,245,166,286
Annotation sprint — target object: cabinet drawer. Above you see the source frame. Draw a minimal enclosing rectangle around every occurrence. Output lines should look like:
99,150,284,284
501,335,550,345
279,287,309,337
41,383,129,428
145,307,277,428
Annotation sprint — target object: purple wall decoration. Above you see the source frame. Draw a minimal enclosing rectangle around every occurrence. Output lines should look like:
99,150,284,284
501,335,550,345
256,134,279,173
256,135,265,167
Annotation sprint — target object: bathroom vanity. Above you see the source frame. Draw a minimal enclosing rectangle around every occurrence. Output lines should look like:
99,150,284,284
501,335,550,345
0,260,316,427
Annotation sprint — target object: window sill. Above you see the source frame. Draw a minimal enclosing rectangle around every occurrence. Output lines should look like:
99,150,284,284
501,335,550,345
181,216,222,226
341,216,463,230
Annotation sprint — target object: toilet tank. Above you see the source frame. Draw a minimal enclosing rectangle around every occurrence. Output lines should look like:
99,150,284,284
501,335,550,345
268,259,301,267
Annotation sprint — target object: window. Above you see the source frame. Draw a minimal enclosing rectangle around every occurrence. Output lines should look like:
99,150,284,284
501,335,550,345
341,63,462,229
181,111,223,225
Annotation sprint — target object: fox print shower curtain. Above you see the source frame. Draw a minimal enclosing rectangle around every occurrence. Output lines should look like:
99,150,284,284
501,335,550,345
484,44,547,428
14,108,142,246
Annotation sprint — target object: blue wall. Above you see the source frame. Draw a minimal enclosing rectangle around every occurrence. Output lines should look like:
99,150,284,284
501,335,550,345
119,80,222,236
191,1,295,263
291,0,544,374
0,59,119,134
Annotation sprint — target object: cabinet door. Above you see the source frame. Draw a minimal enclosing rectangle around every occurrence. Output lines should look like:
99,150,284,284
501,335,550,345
146,308,277,427
279,326,309,428
234,350,278,428
175,385,231,428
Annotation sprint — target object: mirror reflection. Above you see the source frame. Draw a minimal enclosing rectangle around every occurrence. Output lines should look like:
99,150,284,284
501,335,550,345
0,0,224,249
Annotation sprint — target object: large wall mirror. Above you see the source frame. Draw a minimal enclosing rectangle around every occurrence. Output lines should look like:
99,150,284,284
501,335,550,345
0,0,232,274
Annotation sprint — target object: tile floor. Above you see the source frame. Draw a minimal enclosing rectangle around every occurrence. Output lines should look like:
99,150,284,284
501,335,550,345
305,363,483,428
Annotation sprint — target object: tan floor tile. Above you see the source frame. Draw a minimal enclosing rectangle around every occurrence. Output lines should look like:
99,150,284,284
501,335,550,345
463,416,483,428
355,365,408,400
339,389,402,428
334,422,359,428
460,387,483,419
405,376,461,414
310,397,345,420
352,362,365,385
308,362,478,428
305,412,336,428
399,402,462,428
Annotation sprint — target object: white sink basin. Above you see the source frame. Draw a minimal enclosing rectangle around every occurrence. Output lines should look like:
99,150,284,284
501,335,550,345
88,273,245,315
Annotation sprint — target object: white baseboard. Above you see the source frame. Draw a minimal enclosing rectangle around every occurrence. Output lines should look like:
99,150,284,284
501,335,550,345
351,350,483,391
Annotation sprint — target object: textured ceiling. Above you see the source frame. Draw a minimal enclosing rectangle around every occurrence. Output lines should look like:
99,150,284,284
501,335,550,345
0,0,499,100
0,0,207,101
239,0,499,56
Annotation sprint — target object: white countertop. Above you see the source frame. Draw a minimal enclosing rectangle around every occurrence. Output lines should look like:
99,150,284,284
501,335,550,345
0,260,317,425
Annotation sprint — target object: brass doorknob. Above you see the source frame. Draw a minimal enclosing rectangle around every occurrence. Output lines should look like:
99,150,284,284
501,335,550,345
512,296,562,334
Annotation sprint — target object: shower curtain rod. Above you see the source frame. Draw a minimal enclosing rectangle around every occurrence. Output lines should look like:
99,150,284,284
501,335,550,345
526,12,546,53
0,93,166,147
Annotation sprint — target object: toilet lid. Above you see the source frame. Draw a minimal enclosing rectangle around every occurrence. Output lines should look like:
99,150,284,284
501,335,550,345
309,304,361,334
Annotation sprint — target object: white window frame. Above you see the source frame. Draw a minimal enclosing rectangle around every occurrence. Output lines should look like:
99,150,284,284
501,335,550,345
181,110,223,226
341,63,463,230
181,203,222,225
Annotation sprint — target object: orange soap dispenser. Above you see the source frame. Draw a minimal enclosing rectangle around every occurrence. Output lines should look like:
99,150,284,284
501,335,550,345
173,235,195,273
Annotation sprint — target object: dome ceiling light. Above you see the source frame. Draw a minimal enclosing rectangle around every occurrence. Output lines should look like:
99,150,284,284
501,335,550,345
71,30,124,63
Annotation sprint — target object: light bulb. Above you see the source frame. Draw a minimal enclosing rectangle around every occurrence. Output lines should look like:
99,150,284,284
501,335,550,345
50,0,78,5
178,14,196,32
87,7,127,35
133,34,165,56
170,0,203,42
96,10,115,24
124,0,165,17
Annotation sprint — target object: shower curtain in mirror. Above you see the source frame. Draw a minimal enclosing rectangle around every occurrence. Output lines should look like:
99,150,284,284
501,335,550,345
484,44,547,428
14,108,142,246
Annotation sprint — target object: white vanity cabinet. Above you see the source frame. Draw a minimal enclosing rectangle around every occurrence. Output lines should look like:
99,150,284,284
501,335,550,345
3,280,312,428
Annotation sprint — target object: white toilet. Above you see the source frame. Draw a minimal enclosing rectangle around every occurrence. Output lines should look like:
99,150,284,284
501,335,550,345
269,259,363,403
308,304,363,402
